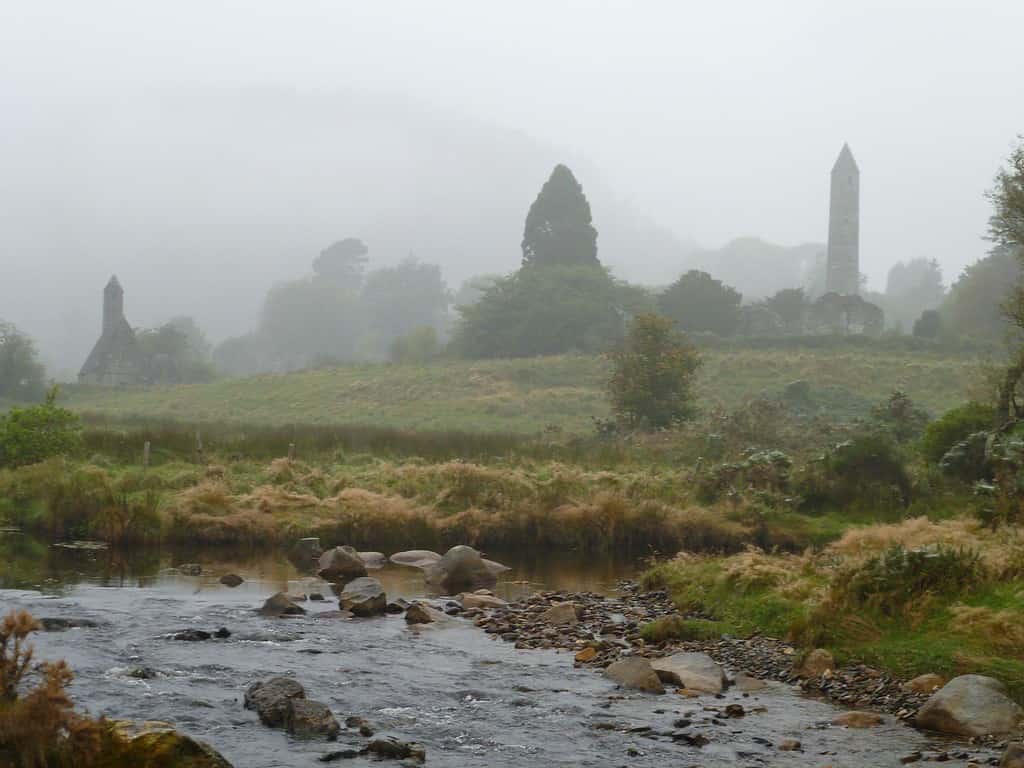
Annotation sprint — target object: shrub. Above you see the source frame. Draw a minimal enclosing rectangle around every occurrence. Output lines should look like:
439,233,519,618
607,314,702,429
797,434,910,511
870,390,930,443
920,402,994,464
658,270,742,336
832,545,985,616
640,615,721,643
0,390,82,468
0,610,103,767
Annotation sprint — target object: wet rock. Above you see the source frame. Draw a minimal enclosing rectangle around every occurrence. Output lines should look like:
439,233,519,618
38,617,99,631
460,593,508,610
366,738,426,762
604,658,665,694
258,592,307,617
320,749,360,762
317,546,368,584
724,704,746,718
214,627,231,638
105,720,233,768
386,598,411,614
916,675,1023,737
172,629,211,641
219,574,244,587
127,666,158,680
1001,743,1024,768
404,602,449,625
244,677,306,728
575,647,598,663
389,549,442,568
288,537,323,569
310,593,325,601
903,673,945,694
539,602,580,626
338,577,387,617
284,699,340,740
798,648,835,677
424,545,502,594
178,563,202,576
778,739,802,751
314,610,354,620
650,652,727,694
833,711,884,728
734,673,767,692
358,551,387,569
345,715,375,736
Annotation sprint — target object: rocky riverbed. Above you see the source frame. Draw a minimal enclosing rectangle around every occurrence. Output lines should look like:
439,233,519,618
0,537,1017,767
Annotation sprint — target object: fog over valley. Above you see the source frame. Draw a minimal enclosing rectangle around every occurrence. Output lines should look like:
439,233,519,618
2,0,1023,376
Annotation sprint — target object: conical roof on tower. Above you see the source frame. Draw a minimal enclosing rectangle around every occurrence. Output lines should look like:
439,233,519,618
832,142,859,174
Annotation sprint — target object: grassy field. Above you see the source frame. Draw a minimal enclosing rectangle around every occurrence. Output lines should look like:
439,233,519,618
64,347,985,434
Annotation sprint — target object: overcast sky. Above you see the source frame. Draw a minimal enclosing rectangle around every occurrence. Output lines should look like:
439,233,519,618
2,0,1023,367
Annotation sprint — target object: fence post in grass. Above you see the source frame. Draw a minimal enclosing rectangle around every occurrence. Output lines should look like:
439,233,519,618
143,441,151,470
195,430,204,465
288,442,295,462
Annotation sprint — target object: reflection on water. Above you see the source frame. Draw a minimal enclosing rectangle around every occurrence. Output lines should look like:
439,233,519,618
0,532,641,600
0,531,989,767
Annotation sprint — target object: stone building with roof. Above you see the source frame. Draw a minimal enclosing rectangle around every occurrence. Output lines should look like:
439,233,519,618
78,276,143,386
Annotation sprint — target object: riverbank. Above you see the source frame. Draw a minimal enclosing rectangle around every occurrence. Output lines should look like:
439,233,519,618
1,545,1012,767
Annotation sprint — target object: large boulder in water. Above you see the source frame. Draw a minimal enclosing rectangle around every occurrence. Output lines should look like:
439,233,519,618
390,550,443,569
105,720,233,767
604,657,665,694
650,652,728,694
284,699,340,740
317,546,368,583
423,545,505,594
258,592,306,617
916,675,1022,737
288,537,323,570
245,677,306,727
338,577,387,617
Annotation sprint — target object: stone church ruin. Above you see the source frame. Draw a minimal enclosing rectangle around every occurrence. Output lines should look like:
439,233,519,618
78,276,143,386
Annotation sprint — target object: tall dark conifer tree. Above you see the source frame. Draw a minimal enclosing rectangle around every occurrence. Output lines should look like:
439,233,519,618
521,165,599,268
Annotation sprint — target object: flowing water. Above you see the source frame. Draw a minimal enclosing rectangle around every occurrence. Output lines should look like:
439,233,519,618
0,533,994,767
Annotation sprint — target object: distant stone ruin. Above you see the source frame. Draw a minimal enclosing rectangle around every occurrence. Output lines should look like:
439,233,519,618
806,292,884,336
78,276,143,386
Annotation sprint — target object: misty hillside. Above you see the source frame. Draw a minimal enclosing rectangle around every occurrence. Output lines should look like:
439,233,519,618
1,84,714,376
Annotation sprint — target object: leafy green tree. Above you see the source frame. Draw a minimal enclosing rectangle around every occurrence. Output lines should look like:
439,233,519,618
763,288,807,332
260,276,363,369
912,309,942,339
0,323,46,402
313,238,369,287
884,258,945,331
452,265,625,358
213,332,270,377
521,165,598,269
389,326,441,364
942,245,1019,341
608,314,702,429
658,270,742,335
362,258,450,351
0,388,81,468
453,274,502,309
136,318,215,383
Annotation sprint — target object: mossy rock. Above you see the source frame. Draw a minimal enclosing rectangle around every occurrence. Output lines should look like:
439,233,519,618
96,721,233,768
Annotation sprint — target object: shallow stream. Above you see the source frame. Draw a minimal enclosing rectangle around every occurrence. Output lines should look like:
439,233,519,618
0,534,996,767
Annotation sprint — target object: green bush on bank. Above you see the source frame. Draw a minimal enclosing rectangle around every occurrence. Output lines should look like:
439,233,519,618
0,392,82,469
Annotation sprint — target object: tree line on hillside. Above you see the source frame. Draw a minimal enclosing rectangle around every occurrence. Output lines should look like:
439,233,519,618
3,149,1024,397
